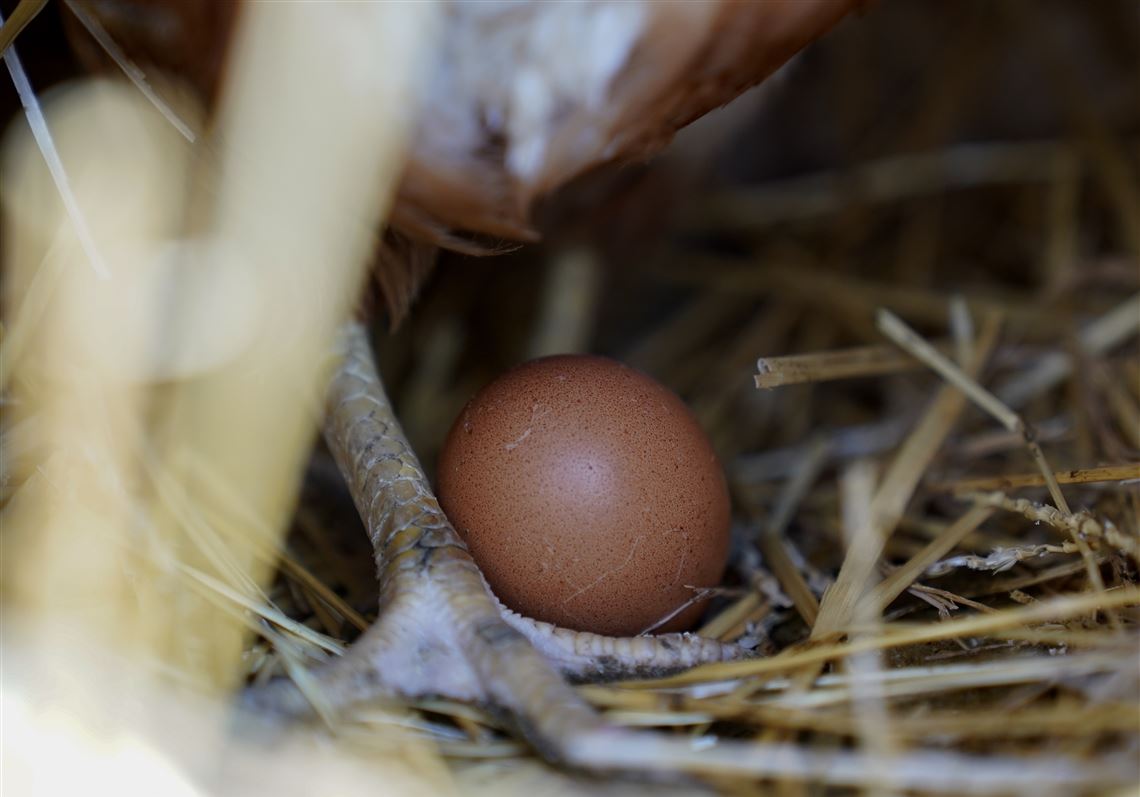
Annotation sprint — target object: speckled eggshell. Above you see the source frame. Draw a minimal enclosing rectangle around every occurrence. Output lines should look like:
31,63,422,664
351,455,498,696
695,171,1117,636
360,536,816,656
437,354,730,637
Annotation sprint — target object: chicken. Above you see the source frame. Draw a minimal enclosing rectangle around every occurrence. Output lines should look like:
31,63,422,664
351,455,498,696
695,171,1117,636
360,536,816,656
19,0,865,772
63,0,862,321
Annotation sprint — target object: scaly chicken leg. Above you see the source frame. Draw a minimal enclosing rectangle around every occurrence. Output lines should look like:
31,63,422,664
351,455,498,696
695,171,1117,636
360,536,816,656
245,321,747,761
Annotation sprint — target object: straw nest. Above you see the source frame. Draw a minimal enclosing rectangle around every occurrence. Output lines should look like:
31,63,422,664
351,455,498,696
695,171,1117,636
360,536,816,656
2,1,1137,795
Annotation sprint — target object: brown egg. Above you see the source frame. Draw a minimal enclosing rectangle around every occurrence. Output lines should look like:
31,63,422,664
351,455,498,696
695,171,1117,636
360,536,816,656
437,354,730,637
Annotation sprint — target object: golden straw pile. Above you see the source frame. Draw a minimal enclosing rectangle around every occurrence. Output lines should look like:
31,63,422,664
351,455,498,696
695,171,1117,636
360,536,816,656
2,1,1137,795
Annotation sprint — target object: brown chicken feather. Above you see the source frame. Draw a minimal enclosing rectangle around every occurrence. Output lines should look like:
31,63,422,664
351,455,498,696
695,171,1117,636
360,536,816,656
63,0,864,324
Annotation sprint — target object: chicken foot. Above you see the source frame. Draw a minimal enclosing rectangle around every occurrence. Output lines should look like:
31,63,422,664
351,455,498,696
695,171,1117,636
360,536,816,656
242,320,749,763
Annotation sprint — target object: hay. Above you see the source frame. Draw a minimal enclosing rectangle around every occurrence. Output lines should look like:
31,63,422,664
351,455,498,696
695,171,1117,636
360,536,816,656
2,0,1138,794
